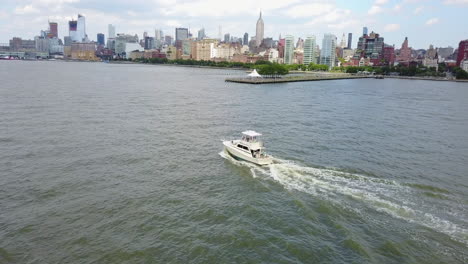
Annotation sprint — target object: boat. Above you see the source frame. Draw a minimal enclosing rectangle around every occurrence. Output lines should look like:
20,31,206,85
223,131,273,166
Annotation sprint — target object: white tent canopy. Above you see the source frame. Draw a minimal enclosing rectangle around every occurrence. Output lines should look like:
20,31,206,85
247,69,262,78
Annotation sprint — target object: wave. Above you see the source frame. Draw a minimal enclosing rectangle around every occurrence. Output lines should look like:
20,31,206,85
219,151,468,246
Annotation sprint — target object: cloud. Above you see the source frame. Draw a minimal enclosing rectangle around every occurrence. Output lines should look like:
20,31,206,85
368,5,383,15
443,0,468,4
425,17,439,25
384,23,400,32
283,3,335,18
413,6,424,14
375,0,389,4
393,4,402,11
14,5,40,15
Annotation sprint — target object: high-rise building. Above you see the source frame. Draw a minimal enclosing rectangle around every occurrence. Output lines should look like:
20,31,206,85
347,33,352,49
243,33,249,46
165,35,173,46
224,33,230,43
356,31,384,61
108,24,116,39
303,36,317,65
320,33,337,68
284,35,294,64
456,39,468,67
255,11,264,47
363,27,368,36
197,28,205,40
175,28,189,42
97,33,105,46
69,20,78,42
49,22,58,38
144,37,155,50
340,33,346,48
77,14,86,41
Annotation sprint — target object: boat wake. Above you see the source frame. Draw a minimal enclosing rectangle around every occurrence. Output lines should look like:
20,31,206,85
219,151,468,246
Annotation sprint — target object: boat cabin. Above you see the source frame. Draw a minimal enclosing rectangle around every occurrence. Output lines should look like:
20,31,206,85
237,130,267,158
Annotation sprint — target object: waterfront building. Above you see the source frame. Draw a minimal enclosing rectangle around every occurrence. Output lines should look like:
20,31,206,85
320,33,337,68
70,42,97,60
115,34,139,56
125,42,143,58
255,11,264,47
9,37,35,51
182,39,192,56
284,35,294,65
35,37,49,52
456,40,468,67
197,28,205,40
108,24,116,39
342,48,355,61
462,60,468,72
193,39,218,61
303,36,317,65
48,37,63,54
243,33,248,46
347,33,352,49
97,33,105,46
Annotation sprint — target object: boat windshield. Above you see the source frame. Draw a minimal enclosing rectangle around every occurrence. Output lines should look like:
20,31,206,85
242,135,260,143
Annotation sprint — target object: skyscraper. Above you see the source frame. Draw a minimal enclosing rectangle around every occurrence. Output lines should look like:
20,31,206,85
347,33,352,49
303,36,317,65
76,14,86,41
97,33,105,46
69,20,78,42
320,33,337,68
363,27,368,36
197,28,205,40
243,33,248,46
255,11,264,47
108,24,116,39
224,33,230,43
340,33,346,48
175,28,189,41
49,22,58,38
284,35,294,64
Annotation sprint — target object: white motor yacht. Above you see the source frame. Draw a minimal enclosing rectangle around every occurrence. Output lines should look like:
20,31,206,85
223,131,273,166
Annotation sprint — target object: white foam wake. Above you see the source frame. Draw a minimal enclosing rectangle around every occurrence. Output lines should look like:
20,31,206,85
219,151,468,245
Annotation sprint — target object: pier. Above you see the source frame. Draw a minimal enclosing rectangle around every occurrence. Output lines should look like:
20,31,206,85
225,74,373,84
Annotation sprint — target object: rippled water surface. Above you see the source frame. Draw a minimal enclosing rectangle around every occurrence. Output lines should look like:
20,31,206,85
1,61,468,263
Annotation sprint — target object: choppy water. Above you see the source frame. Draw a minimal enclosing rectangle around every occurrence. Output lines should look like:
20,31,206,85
1,61,467,263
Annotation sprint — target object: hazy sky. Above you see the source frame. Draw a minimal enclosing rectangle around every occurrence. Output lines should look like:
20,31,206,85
0,0,467,49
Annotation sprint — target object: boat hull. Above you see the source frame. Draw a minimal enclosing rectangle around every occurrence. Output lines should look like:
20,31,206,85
223,141,273,166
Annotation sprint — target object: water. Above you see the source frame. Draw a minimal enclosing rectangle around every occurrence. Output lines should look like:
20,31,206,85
1,61,467,263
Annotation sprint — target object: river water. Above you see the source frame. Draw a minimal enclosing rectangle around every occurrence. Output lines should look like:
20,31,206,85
1,61,467,263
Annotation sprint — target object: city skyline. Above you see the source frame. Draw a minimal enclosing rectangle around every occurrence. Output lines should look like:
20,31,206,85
0,0,467,48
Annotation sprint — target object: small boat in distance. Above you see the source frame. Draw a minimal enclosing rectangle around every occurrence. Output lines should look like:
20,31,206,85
223,131,273,166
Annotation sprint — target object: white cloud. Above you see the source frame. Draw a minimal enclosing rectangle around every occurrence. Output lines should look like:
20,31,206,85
384,23,400,32
368,5,383,15
413,6,424,14
443,0,468,4
284,3,335,18
426,18,439,25
375,0,389,4
393,4,402,11
14,5,40,15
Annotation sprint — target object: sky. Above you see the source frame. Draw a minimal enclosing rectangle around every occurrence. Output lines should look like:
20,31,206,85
0,0,467,49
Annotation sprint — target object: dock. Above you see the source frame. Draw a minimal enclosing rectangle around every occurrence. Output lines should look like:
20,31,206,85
225,75,373,84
